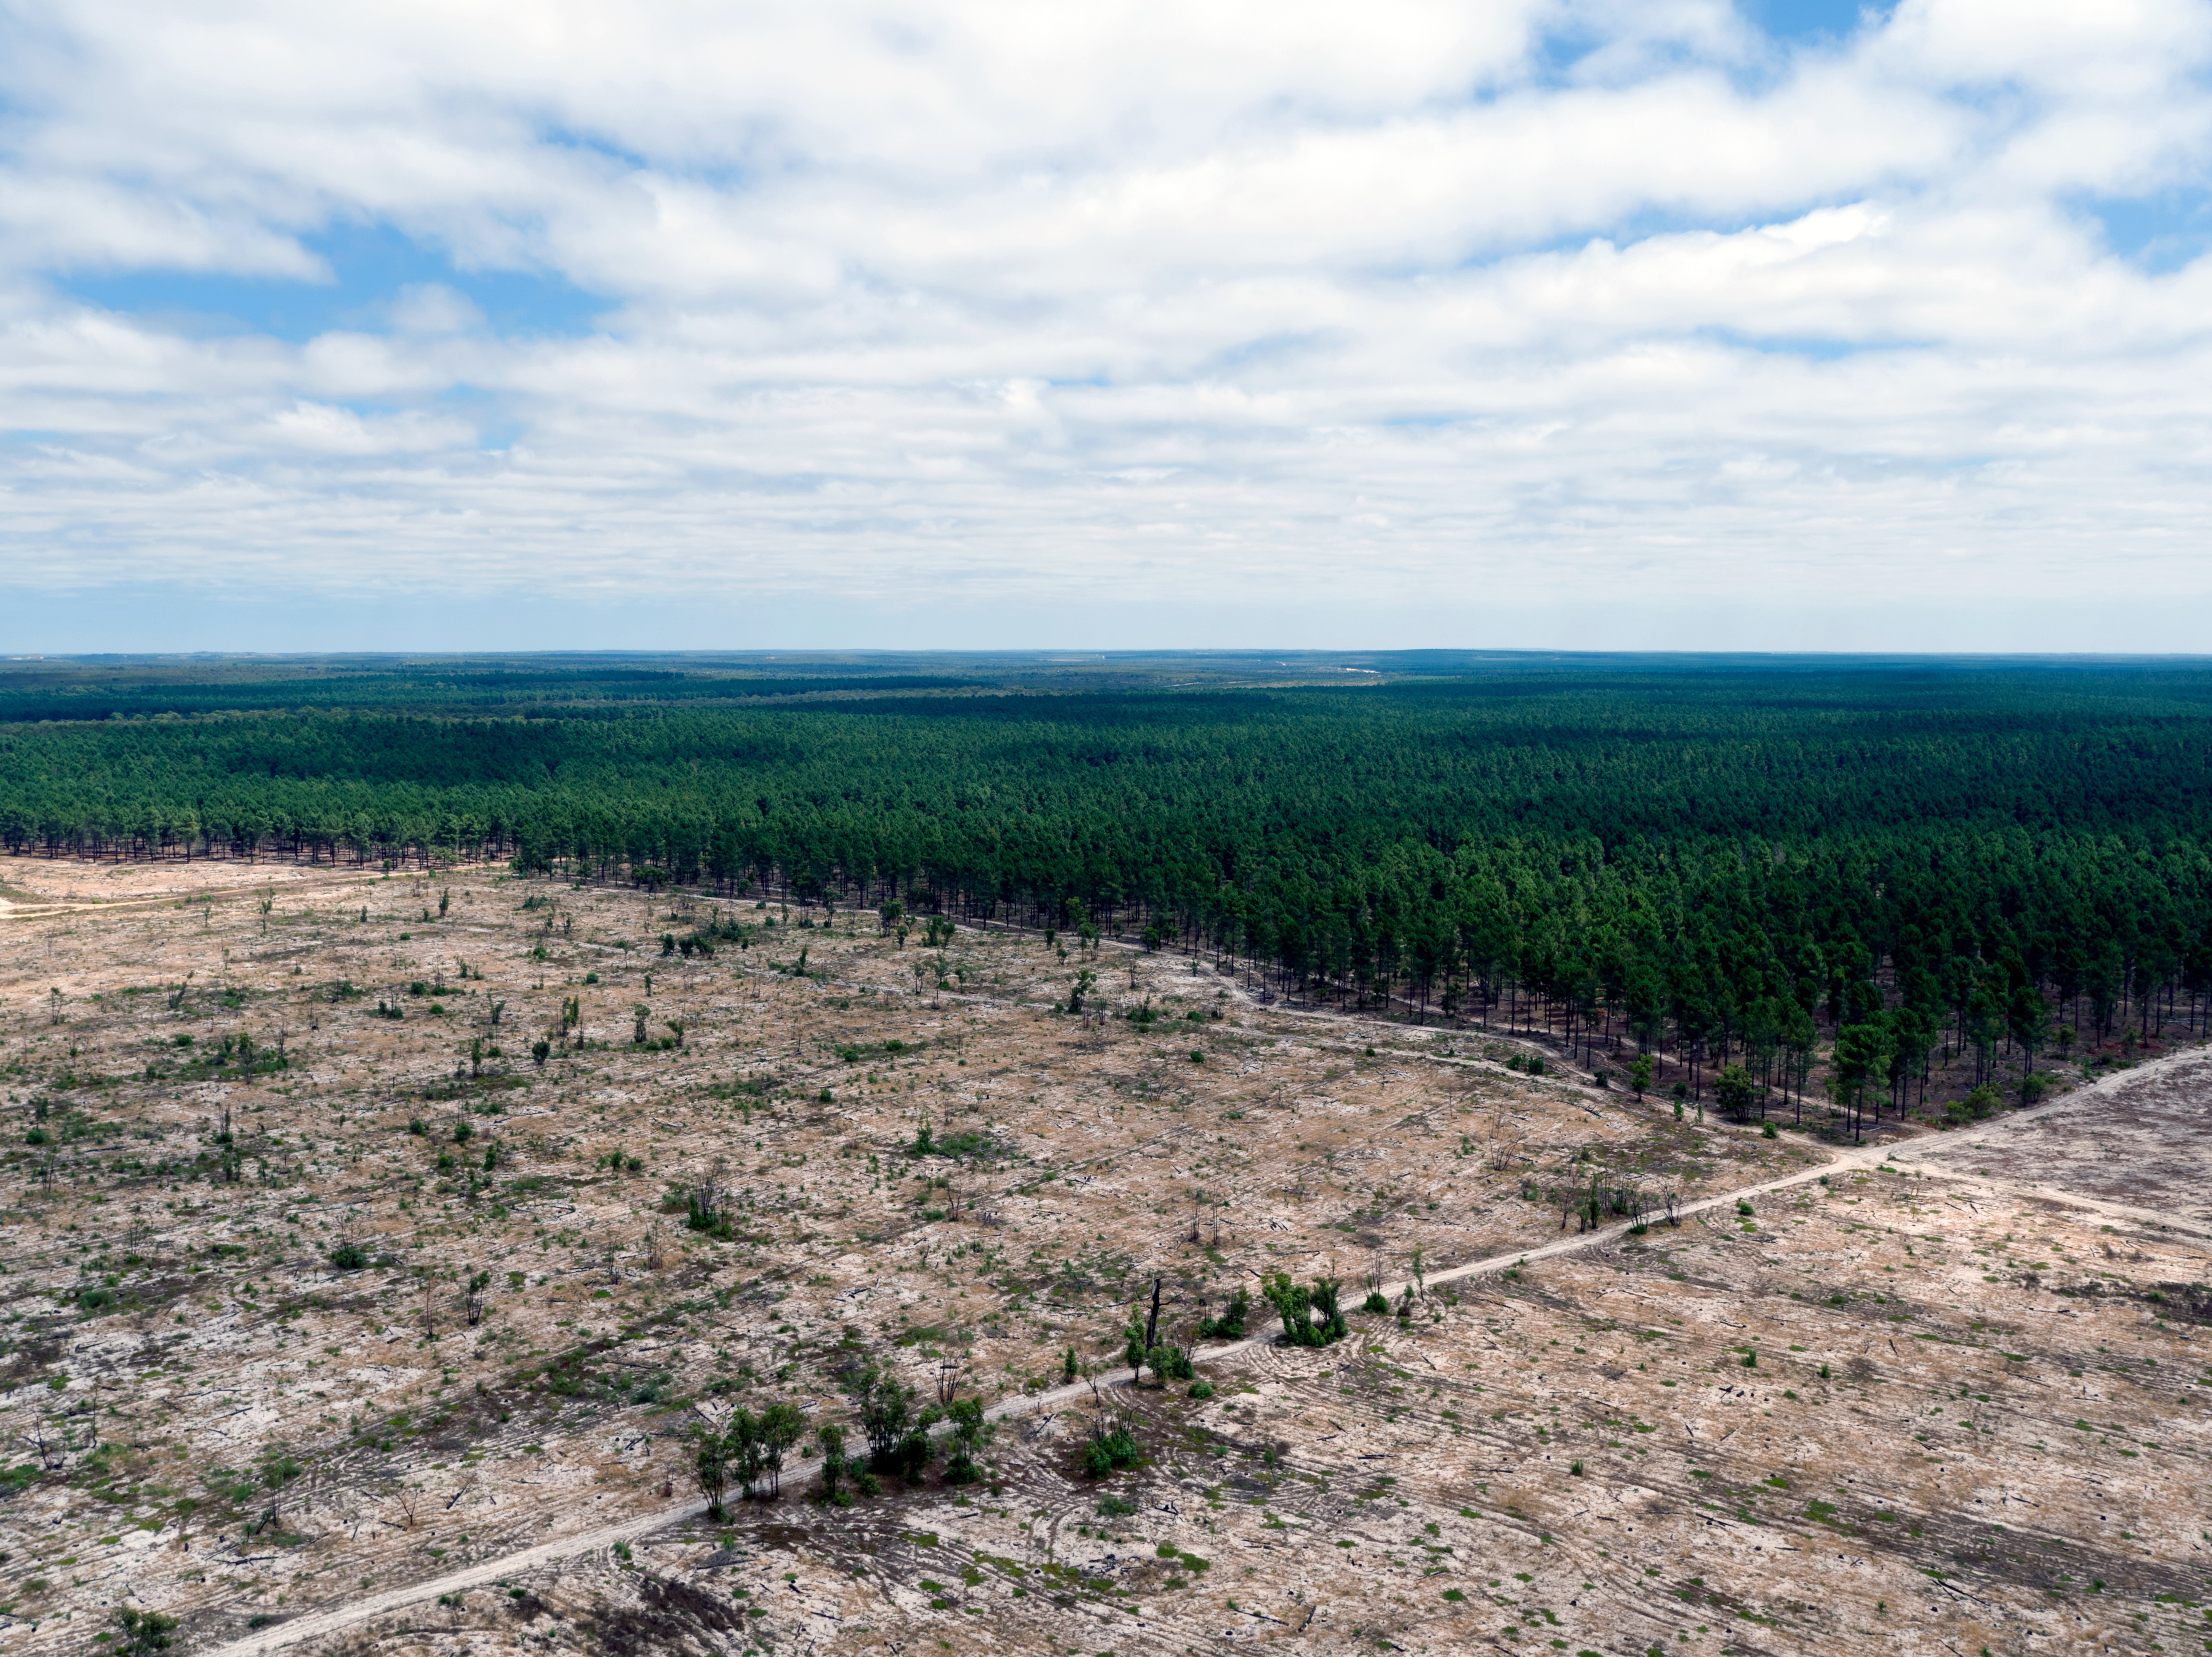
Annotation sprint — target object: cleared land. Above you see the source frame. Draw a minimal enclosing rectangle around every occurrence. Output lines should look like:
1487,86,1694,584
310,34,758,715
1,860,2207,1657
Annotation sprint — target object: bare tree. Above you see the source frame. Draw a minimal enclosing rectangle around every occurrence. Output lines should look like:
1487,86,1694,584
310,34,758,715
935,1358,966,1406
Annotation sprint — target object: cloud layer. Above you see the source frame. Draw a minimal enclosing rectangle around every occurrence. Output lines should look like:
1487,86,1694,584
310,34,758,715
3,0,2211,644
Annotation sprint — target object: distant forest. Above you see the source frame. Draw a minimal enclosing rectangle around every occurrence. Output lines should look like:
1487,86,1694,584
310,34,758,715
5,653,2211,1126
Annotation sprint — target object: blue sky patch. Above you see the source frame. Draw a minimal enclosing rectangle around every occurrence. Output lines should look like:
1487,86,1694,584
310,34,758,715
2082,188,2212,274
1748,0,1894,46
59,220,608,343
1700,328,1866,361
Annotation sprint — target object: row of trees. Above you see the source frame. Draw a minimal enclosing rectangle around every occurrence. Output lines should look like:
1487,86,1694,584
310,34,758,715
696,1364,1001,1515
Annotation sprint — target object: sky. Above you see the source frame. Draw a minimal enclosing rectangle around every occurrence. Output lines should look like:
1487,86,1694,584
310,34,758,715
3,0,2211,653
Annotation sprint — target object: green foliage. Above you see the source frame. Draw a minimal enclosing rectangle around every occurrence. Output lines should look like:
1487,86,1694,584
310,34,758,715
943,1395,993,1485
327,1241,369,1270
10,658,2212,1095
911,1125,992,1159
699,1403,810,1507
1197,1286,1249,1340
891,1429,932,1481
1263,1273,1346,1348
114,1610,178,1657
854,1368,915,1472
1713,1063,1757,1121
816,1422,847,1497
694,1425,730,1517
1082,1420,1142,1478
1946,1082,2005,1124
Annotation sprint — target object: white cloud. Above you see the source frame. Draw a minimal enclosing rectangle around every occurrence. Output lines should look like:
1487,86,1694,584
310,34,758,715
383,283,484,335
1,0,2211,638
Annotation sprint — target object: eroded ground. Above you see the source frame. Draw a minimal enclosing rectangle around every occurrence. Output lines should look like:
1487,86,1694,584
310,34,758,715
1903,1052,2212,1231
0,859,2206,1657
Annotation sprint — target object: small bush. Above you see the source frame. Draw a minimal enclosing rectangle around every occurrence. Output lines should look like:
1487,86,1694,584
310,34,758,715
1263,1273,1346,1348
1096,1495,1138,1517
1189,1380,1214,1400
1083,1422,1141,1477
1197,1287,1249,1341
328,1241,369,1271
114,1609,179,1657
893,1430,931,1481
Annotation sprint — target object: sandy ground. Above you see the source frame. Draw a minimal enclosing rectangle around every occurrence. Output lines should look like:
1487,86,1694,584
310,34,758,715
1902,1051,2212,1231
0,857,2206,1657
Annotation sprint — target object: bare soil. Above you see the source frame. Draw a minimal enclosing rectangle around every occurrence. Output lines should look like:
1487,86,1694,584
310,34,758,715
0,860,2206,1657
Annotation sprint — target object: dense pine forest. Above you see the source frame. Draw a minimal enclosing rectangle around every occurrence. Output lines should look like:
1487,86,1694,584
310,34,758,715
6,652,2211,1127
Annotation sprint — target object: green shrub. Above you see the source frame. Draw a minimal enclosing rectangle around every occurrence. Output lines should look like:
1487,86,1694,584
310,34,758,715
114,1609,178,1657
893,1430,931,1482
1197,1287,1249,1340
1263,1273,1346,1348
1147,1344,1194,1383
1082,1422,1141,1477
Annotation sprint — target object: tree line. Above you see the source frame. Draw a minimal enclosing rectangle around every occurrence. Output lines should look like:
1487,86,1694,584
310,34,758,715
7,661,2212,1117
